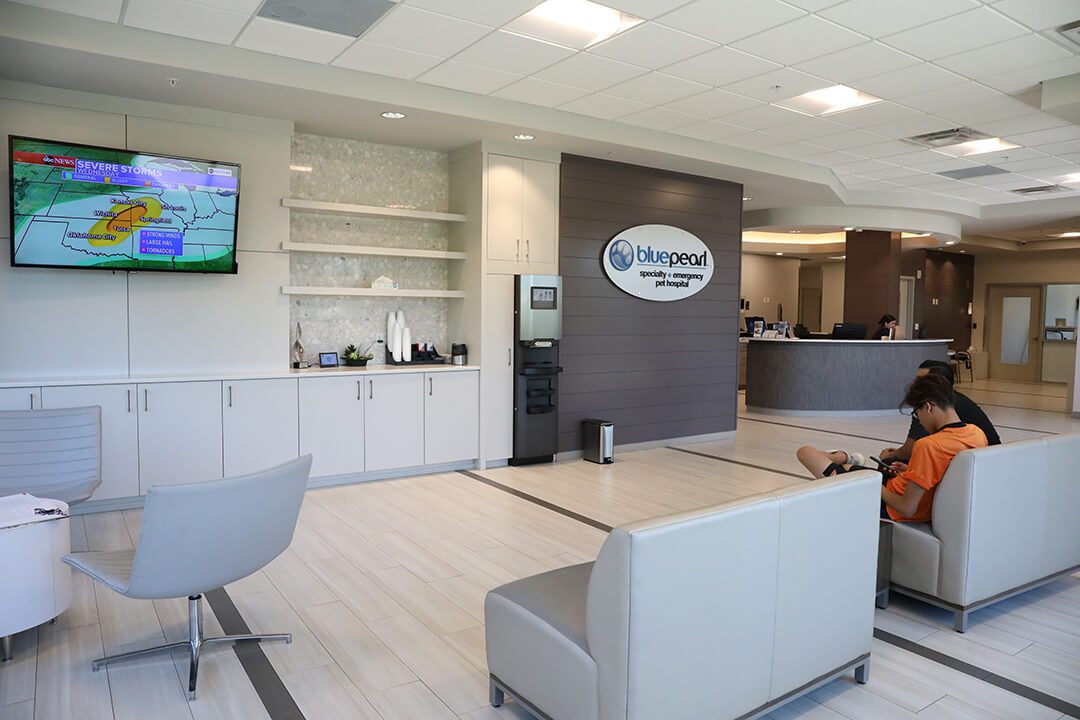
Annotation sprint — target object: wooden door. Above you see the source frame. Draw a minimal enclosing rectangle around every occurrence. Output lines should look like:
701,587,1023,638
987,285,1042,382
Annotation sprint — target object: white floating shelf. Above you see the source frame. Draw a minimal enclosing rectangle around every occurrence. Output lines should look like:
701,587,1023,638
282,286,466,299
282,198,467,223
281,242,466,260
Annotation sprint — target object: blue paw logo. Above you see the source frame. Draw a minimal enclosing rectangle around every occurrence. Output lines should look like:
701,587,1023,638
608,239,633,271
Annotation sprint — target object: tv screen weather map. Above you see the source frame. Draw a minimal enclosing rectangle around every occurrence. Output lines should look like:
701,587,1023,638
10,137,240,272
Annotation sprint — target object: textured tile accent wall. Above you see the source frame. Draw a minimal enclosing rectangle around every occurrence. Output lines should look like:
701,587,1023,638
288,134,454,363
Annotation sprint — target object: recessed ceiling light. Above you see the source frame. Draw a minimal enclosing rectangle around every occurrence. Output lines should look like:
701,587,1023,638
380,111,406,120
844,227,854,231
945,240,957,245
775,252,784,256
960,250,966,253
1062,173,1080,183
1054,231,1080,238
743,196,752,201
289,164,313,173
774,85,883,117
514,133,535,141
503,0,643,50
829,255,846,260
934,137,1019,157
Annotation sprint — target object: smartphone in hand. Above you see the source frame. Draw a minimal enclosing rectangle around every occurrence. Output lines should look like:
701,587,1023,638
869,456,899,477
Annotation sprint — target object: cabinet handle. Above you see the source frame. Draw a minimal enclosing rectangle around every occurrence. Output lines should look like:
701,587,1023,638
228,385,233,408
369,379,373,400
29,392,35,410
357,380,361,401
526,238,530,260
144,389,149,412
507,348,511,366
517,237,521,259
429,377,433,396
127,389,132,413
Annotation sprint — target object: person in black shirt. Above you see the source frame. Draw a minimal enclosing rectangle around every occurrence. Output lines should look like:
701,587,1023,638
872,314,898,340
879,360,1000,463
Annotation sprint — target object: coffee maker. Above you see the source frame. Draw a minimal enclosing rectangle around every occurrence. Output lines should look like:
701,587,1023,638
511,275,562,465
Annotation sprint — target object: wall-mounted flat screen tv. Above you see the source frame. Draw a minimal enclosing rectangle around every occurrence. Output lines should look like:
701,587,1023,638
9,135,240,274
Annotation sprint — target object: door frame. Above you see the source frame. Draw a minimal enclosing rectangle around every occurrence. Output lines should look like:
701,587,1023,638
985,283,1044,382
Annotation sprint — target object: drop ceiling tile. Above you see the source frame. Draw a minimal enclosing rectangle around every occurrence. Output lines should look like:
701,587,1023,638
765,141,832,159
938,98,1042,127
417,60,521,94
968,172,1034,187
765,117,850,142
719,131,788,150
590,23,718,69
795,42,919,84
784,0,846,10
1025,162,1080,180
185,0,261,12
853,63,966,98
802,149,866,166
963,147,1045,165
979,113,1070,138
658,0,805,44
854,139,928,158
811,129,890,150
235,18,355,63
995,155,1066,172
670,120,752,142
1011,125,1080,147
979,57,1080,95
600,0,693,19
1038,139,1080,157
861,166,930,180
361,6,491,58
882,8,1028,61
828,101,920,130
820,0,979,38
533,53,647,91
124,0,249,44
897,83,1005,114
452,30,575,75
832,158,898,174
869,114,954,140
558,93,651,120
719,104,811,130
992,0,1080,30
731,16,866,66
723,68,832,102
662,46,781,87
936,35,1073,80
403,0,536,26
905,155,982,172
492,77,591,107
663,89,760,119
897,171,959,186
333,41,443,78
619,107,702,131
11,0,123,21
604,72,710,106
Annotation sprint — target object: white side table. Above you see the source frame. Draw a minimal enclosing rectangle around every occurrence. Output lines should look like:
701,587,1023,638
0,496,72,661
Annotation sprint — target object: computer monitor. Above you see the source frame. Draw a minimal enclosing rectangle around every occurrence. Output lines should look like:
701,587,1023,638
832,322,868,340
744,316,765,334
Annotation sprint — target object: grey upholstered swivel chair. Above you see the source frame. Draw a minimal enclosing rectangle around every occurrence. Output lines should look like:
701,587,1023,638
0,407,102,504
64,455,312,698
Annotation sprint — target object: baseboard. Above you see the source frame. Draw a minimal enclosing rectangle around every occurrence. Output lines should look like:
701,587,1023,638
555,429,737,462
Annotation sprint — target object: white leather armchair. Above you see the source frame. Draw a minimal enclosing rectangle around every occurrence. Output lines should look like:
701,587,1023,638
887,433,1080,631
485,473,881,720
0,407,101,504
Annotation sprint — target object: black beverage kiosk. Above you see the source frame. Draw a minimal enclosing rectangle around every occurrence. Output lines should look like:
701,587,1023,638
511,274,563,465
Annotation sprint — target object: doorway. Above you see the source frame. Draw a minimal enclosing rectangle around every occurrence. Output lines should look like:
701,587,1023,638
987,285,1042,382
899,276,915,339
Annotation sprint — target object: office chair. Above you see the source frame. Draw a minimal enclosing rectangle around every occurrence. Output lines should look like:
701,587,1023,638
63,455,312,699
952,351,974,384
0,407,101,504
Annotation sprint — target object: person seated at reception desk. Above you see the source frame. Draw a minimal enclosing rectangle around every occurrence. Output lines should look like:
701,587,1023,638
796,374,987,522
872,314,898,340
880,361,1000,463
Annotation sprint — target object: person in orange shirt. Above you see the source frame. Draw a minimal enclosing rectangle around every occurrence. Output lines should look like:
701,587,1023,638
796,374,987,522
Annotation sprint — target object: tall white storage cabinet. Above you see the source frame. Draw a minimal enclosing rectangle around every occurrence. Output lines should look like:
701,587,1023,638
41,384,139,500
0,387,39,410
485,153,559,275
364,373,424,472
482,274,515,462
424,371,479,465
137,381,223,491
222,378,299,476
299,376,365,478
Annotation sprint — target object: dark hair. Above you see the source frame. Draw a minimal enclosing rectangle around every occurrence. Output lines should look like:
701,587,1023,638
903,373,956,413
879,314,897,326
918,359,955,385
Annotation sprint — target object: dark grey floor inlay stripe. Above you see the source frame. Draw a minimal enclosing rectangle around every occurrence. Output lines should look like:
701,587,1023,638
874,628,1080,719
738,416,901,445
667,446,809,481
993,424,1057,434
204,588,305,720
972,401,1069,415
458,470,613,533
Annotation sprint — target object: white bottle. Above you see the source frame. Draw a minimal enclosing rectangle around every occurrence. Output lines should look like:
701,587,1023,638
402,327,412,362
393,324,404,363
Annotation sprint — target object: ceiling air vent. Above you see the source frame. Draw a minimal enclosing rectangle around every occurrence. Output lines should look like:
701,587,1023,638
1057,20,1080,49
258,0,396,37
1009,184,1067,195
903,127,991,149
938,165,1008,180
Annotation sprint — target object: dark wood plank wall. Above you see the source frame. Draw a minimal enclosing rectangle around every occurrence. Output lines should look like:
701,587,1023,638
923,250,974,350
557,155,743,453
844,230,901,335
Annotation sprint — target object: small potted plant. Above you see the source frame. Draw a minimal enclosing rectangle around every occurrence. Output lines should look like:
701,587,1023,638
343,339,381,366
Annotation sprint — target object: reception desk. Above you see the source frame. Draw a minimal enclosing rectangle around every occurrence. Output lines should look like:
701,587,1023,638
745,338,951,415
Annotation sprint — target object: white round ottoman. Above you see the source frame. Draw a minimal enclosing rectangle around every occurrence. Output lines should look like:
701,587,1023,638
0,495,72,661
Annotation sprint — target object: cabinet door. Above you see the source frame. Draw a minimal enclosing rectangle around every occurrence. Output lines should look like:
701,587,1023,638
41,384,140,500
425,371,480,465
223,379,299,477
482,274,515,462
0,387,40,410
138,381,223,491
521,158,558,269
364,373,424,472
299,377,365,478
487,154,523,263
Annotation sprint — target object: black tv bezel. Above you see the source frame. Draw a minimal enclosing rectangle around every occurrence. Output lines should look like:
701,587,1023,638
8,134,241,275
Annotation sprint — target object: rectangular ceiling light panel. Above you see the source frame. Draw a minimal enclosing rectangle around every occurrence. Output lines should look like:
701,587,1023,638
259,0,397,37
773,84,883,117
504,0,644,49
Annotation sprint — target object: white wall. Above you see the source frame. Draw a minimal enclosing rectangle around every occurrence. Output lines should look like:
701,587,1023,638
0,84,292,380
740,253,801,324
821,261,845,330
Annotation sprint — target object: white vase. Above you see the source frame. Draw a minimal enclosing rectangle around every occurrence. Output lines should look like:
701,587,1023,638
402,327,412,362
393,324,404,363
386,313,396,356
396,310,405,328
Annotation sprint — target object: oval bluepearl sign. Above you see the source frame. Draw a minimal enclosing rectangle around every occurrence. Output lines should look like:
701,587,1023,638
601,224,713,302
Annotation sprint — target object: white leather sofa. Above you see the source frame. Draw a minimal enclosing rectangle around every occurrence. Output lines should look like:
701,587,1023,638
886,433,1080,632
484,473,881,720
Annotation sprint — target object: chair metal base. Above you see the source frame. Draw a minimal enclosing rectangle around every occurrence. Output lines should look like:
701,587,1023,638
1,635,12,662
90,594,291,699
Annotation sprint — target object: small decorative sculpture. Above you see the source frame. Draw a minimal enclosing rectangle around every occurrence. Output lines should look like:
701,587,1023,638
293,322,305,367
372,275,398,289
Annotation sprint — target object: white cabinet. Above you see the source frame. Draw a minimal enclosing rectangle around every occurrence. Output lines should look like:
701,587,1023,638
137,381,223,491
299,376,365,478
0,387,39,410
482,274,515,462
223,378,299,477
424,371,480,465
364,373,424,472
486,154,558,274
41,384,139,500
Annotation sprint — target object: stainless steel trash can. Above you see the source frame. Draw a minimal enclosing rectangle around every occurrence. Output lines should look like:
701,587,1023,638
582,419,614,464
